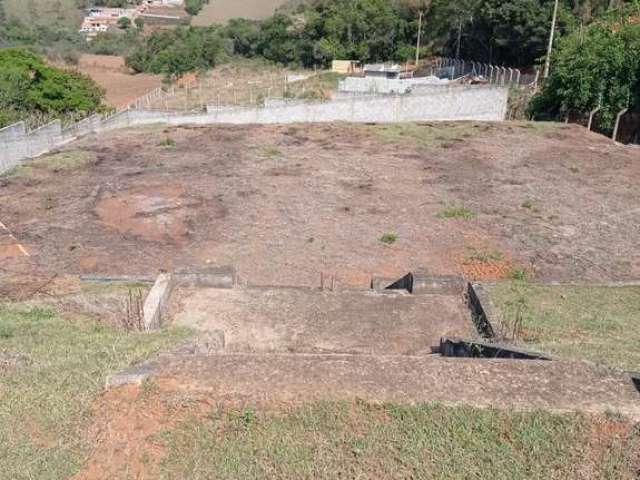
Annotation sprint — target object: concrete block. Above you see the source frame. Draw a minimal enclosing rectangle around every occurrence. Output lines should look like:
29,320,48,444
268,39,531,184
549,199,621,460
105,359,158,388
143,273,174,331
371,273,412,292
411,273,464,295
175,266,236,288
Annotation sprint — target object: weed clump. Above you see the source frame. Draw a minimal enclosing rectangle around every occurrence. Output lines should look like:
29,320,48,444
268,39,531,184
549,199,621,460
159,137,176,148
438,206,475,220
379,232,398,245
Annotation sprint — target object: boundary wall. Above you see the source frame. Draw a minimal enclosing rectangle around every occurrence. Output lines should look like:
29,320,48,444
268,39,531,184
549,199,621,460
0,85,508,174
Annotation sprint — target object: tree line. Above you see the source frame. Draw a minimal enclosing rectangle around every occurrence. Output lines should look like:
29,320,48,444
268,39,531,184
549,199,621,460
0,0,637,131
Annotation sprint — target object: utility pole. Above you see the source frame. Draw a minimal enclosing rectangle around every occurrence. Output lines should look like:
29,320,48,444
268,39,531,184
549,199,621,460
455,18,463,59
415,10,423,67
543,0,559,78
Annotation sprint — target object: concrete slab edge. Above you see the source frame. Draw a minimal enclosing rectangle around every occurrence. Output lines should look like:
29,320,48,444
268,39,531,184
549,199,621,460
439,336,552,360
174,266,236,288
466,282,497,338
105,359,159,388
143,273,174,331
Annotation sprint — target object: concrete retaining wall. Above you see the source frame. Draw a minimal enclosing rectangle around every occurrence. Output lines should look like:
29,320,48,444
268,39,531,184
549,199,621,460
1,120,66,173
0,121,26,142
196,86,508,124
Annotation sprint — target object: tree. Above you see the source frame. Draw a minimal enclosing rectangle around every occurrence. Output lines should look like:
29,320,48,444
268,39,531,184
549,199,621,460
125,26,225,78
185,0,209,16
426,0,576,67
134,17,144,30
0,48,106,127
117,16,131,30
530,7,640,130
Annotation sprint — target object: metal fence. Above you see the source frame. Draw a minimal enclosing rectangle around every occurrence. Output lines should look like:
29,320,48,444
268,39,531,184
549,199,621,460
430,57,539,87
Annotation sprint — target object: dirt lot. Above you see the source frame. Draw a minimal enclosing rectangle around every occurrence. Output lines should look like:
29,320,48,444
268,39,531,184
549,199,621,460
75,55,162,110
192,0,289,25
1,121,639,289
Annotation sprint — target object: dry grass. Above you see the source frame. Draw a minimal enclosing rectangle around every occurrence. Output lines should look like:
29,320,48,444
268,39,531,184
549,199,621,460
192,0,289,25
151,60,343,110
1,150,95,178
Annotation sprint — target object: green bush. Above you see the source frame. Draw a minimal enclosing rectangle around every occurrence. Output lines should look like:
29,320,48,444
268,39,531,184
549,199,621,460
185,0,209,16
0,48,107,128
530,6,640,130
125,26,225,79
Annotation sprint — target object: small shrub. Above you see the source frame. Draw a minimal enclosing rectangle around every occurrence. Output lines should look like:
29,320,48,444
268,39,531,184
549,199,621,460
510,267,528,281
159,137,176,148
438,206,475,220
379,232,398,245
261,146,282,157
521,200,534,210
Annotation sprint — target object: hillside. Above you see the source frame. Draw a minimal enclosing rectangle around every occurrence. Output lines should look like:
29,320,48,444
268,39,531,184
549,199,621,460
191,0,290,25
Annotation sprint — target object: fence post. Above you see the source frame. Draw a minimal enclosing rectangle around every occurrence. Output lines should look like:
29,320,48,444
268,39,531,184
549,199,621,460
612,107,628,143
587,102,601,131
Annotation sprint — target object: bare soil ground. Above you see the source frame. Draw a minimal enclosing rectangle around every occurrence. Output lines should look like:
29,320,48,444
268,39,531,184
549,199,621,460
1,121,638,290
3,120,640,479
192,0,289,25
75,55,162,109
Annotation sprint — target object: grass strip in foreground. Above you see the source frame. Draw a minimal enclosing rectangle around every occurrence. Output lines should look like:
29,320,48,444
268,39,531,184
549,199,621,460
159,401,639,479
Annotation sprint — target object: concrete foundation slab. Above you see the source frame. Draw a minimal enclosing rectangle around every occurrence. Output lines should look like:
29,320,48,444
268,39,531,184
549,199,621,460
153,353,640,419
171,286,474,354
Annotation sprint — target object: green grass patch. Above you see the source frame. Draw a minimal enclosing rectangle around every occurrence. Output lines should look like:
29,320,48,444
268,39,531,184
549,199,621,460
261,146,283,158
365,122,484,148
0,303,190,479
438,206,475,220
487,282,640,371
159,401,639,479
33,150,93,170
1,150,94,178
0,164,33,178
378,232,398,245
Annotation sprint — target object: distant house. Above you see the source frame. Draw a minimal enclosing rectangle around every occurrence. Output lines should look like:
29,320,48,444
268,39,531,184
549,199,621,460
80,6,144,37
331,60,361,75
143,0,184,6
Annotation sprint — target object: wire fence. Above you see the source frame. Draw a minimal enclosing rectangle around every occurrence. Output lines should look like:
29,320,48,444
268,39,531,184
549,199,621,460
429,57,539,87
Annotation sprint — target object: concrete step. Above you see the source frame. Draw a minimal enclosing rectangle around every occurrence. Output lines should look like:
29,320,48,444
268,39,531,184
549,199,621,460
170,286,473,355
147,352,640,418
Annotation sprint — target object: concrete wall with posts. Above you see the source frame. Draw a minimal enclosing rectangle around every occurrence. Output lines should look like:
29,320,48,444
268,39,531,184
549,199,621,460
0,85,508,174
143,85,509,125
